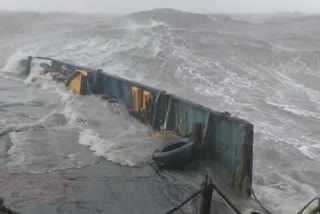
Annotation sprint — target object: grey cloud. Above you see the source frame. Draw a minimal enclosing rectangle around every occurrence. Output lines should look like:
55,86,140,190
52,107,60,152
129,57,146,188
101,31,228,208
0,0,319,13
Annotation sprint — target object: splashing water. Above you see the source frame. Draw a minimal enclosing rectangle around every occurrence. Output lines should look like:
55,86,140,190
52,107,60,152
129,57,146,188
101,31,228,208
0,9,320,213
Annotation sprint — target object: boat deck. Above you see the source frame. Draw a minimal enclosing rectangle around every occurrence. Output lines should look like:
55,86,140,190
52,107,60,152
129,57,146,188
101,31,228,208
1,161,238,214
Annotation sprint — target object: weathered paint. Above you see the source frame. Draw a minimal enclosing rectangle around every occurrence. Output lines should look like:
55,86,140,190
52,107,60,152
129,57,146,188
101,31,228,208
65,70,89,95
67,73,82,95
27,56,254,197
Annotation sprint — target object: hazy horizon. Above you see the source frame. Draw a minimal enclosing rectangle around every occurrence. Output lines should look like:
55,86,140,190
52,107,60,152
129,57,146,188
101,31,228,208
0,0,320,14
0,8,316,16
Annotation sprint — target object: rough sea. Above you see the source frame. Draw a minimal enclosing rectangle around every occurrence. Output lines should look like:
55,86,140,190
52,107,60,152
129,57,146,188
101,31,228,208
0,9,319,213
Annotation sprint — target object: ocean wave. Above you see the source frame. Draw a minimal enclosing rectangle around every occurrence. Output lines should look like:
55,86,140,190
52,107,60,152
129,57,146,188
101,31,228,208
266,100,320,120
1,10,320,213
4,128,96,174
253,171,317,214
1,50,32,75
78,125,158,167
298,144,320,160
119,8,215,30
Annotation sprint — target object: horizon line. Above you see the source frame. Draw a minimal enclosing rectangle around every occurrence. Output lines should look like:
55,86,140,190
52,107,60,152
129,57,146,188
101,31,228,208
0,7,319,16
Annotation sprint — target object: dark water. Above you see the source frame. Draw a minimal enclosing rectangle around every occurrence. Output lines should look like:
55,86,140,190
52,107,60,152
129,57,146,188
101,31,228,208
0,9,319,213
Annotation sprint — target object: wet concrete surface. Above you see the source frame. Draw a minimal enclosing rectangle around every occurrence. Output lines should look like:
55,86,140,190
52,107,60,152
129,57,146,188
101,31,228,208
0,161,238,214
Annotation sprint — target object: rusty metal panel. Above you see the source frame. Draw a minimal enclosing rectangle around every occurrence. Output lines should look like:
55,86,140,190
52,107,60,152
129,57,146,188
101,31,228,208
28,57,254,196
121,81,134,109
153,93,170,129
203,112,253,195
163,97,208,138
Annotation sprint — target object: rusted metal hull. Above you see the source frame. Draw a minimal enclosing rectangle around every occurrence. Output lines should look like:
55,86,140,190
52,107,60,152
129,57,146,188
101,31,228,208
26,56,254,197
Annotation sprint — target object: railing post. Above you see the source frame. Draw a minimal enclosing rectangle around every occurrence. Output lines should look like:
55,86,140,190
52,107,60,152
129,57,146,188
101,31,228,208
199,175,214,214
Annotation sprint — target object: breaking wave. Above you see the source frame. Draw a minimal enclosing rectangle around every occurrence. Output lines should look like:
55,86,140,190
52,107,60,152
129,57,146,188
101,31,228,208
1,9,320,213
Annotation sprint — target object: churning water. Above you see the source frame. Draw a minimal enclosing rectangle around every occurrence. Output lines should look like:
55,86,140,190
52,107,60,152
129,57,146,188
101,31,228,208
0,9,319,213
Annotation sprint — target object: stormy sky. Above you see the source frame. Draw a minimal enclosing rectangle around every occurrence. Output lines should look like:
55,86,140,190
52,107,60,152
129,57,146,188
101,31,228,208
0,0,319,14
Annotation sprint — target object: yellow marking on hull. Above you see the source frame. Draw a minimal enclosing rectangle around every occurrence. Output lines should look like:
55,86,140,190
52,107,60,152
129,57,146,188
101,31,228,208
68,73,82,95
132,87,141,112
143,91,151,110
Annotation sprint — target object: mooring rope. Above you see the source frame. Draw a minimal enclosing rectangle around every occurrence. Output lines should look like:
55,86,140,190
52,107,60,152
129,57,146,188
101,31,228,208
250,187,274,214
251,187,320,214
297,197,320,214
165,189,201,214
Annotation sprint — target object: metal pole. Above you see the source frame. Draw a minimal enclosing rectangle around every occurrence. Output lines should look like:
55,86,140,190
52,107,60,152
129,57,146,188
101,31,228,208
199,175,214,214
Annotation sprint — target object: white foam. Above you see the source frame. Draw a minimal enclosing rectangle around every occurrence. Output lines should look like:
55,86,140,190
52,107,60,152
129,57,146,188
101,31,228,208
253,172,318,214
6,131,33,172
23,63,88,127
79,127,156,167
266,100,320,120
298,144,320,160
115,19,169,31
24,65,46,86
1,50,32,73
4,127,96,174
